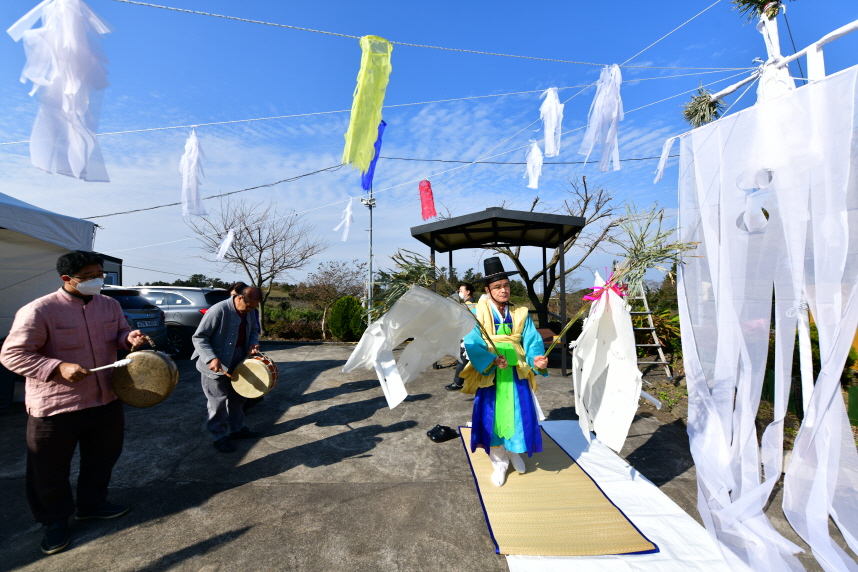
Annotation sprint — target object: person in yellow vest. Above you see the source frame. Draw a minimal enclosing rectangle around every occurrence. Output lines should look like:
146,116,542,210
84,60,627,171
460,258,548,486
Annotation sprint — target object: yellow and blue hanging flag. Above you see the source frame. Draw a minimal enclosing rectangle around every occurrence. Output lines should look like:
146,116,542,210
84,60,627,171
343,36,393,174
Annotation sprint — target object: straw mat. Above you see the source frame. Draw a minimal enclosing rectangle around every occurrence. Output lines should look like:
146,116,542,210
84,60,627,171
460,427,657,556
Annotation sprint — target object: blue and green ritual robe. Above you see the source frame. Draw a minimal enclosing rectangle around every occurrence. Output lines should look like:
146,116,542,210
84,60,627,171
462,299,547,456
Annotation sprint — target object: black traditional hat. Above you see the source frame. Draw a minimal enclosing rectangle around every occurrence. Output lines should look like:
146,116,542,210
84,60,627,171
483,256,519,285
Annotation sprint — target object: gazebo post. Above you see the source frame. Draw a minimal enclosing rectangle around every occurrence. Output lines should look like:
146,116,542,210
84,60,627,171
559,228,567,376
430,245,436,292
541,247,548,328
449,250,454,294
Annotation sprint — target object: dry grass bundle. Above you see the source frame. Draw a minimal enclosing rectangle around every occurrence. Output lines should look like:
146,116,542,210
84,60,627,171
682,85,727,128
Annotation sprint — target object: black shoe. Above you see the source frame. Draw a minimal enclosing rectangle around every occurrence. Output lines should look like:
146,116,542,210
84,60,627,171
429,426,459,443
230,427,261,439
426,424,443,438
75,500,129,521
40,520,70,555
213,436,237,452
445,382,464,391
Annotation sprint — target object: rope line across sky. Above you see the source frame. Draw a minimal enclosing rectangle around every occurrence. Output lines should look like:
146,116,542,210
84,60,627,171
102,68,750,255
107,0,748,71
0,70,746,148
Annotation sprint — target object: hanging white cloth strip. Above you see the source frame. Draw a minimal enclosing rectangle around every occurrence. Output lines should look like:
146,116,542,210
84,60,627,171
333,197,354,242
178,129,207,217
7,0,112,182
215,229,234,261
579,64,624,172
676,65,858,572
524,141,543,189
539,87,564,157
653,136,677,183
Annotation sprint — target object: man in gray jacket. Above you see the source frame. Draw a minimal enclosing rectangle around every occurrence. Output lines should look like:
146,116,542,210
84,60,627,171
192,285,262,453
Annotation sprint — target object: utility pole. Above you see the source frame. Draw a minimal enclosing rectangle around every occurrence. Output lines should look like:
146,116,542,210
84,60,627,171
361,190,376,325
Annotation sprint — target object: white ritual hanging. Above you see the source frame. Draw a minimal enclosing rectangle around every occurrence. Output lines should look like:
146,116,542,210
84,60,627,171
579,64,624,172
216,229,234,261
179,129,207,217
7,0,113,182
333,198,354,242
524,141,543,189
539,87,564,157
571,272,655,453
676,65,858,572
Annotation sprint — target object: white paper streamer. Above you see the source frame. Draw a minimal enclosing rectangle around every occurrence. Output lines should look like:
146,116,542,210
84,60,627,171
216,229,234,261
179,129,207,217
333,197,354,242
654,136,677,183
579,64,624,172
539,87,564,157
676,66,858,571
7,0,113,182
524,141,543,190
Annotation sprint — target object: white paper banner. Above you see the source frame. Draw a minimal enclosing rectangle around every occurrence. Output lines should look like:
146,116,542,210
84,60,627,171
8,0,113,182
216,229,234,261
179,129,207,217
579,64,624,172
539,87,564,157
524,140,543,189
333,198,354,242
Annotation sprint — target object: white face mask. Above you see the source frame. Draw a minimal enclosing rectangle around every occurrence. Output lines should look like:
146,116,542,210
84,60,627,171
72,277,104,295
458,291,465,300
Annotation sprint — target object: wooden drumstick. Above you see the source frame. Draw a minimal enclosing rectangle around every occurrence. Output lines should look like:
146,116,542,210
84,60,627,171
90,358,133,372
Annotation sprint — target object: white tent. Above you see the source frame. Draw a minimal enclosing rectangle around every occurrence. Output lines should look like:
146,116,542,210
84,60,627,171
0,192,94,338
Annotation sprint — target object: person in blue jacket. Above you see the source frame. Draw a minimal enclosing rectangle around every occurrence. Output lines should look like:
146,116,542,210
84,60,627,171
460,257,548,486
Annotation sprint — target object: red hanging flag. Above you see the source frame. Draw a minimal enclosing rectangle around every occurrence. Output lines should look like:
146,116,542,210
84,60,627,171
419,180,437,220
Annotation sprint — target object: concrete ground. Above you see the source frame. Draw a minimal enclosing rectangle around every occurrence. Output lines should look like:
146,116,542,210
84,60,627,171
0,343,850,571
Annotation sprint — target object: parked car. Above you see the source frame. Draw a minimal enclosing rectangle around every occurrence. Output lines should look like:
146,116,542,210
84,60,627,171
99,289,169,351
132,287,231,358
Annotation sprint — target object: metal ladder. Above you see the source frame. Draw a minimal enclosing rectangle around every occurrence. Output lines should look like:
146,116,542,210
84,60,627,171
628,285,673,381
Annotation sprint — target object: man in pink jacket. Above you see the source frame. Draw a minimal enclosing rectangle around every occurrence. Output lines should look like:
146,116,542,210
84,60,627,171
1,251,145,556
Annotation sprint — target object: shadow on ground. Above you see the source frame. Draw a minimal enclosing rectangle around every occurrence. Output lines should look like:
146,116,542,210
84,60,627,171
0,347,421,571
623,415,693,487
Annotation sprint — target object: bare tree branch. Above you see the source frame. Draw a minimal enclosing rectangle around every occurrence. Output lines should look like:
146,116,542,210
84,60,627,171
186,197,329,334
487,176,624,328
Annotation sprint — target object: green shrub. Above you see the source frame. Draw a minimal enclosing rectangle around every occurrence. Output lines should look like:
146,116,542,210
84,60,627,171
329,295,366,342
264,307,322,323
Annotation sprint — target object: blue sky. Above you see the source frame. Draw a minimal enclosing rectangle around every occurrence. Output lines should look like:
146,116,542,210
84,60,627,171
1,0,857,289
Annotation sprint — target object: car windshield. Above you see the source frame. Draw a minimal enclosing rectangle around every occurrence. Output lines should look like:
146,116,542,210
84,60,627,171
107,295,159,310
205,291,230,305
